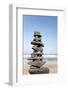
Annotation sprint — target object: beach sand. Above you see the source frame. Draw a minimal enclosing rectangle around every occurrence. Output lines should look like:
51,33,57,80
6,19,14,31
23,60,57,75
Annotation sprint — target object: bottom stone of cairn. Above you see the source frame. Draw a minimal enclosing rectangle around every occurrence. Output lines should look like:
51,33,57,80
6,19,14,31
29,66,49,74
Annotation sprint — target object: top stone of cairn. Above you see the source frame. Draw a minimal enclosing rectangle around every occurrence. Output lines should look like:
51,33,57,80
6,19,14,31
34,31,41,37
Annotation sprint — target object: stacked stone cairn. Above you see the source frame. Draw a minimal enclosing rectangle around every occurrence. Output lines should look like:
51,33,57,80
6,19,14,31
28,31,49,74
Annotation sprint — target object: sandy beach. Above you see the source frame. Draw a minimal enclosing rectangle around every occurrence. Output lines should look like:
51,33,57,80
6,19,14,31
23,59,57,75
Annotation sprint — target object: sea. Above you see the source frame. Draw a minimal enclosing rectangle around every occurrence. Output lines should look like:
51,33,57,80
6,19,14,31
23,54,57,63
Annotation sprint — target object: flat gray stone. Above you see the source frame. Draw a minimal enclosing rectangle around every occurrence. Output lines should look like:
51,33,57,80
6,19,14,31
33,37,41,41
28,61,46,68
29,67,49,74
28,57,43,60
31,41,44,47
32,46,43,52
34,32,42,37
31,52,43,55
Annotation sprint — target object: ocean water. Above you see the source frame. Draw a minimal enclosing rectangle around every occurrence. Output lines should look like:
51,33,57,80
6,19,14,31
23,54,57,63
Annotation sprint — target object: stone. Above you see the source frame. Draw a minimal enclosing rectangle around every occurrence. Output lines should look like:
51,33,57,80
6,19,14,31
29,67,49,74
31,52,43,56
28,61,46,68
28,57,43,60
32,46,43,52
33,36,41,41
31,41,44,47
34,31,42,37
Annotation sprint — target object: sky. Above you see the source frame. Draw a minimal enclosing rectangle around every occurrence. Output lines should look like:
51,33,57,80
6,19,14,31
23,15,57,55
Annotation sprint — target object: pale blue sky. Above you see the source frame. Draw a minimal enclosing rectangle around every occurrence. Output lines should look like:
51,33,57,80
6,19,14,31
23,15,57,55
